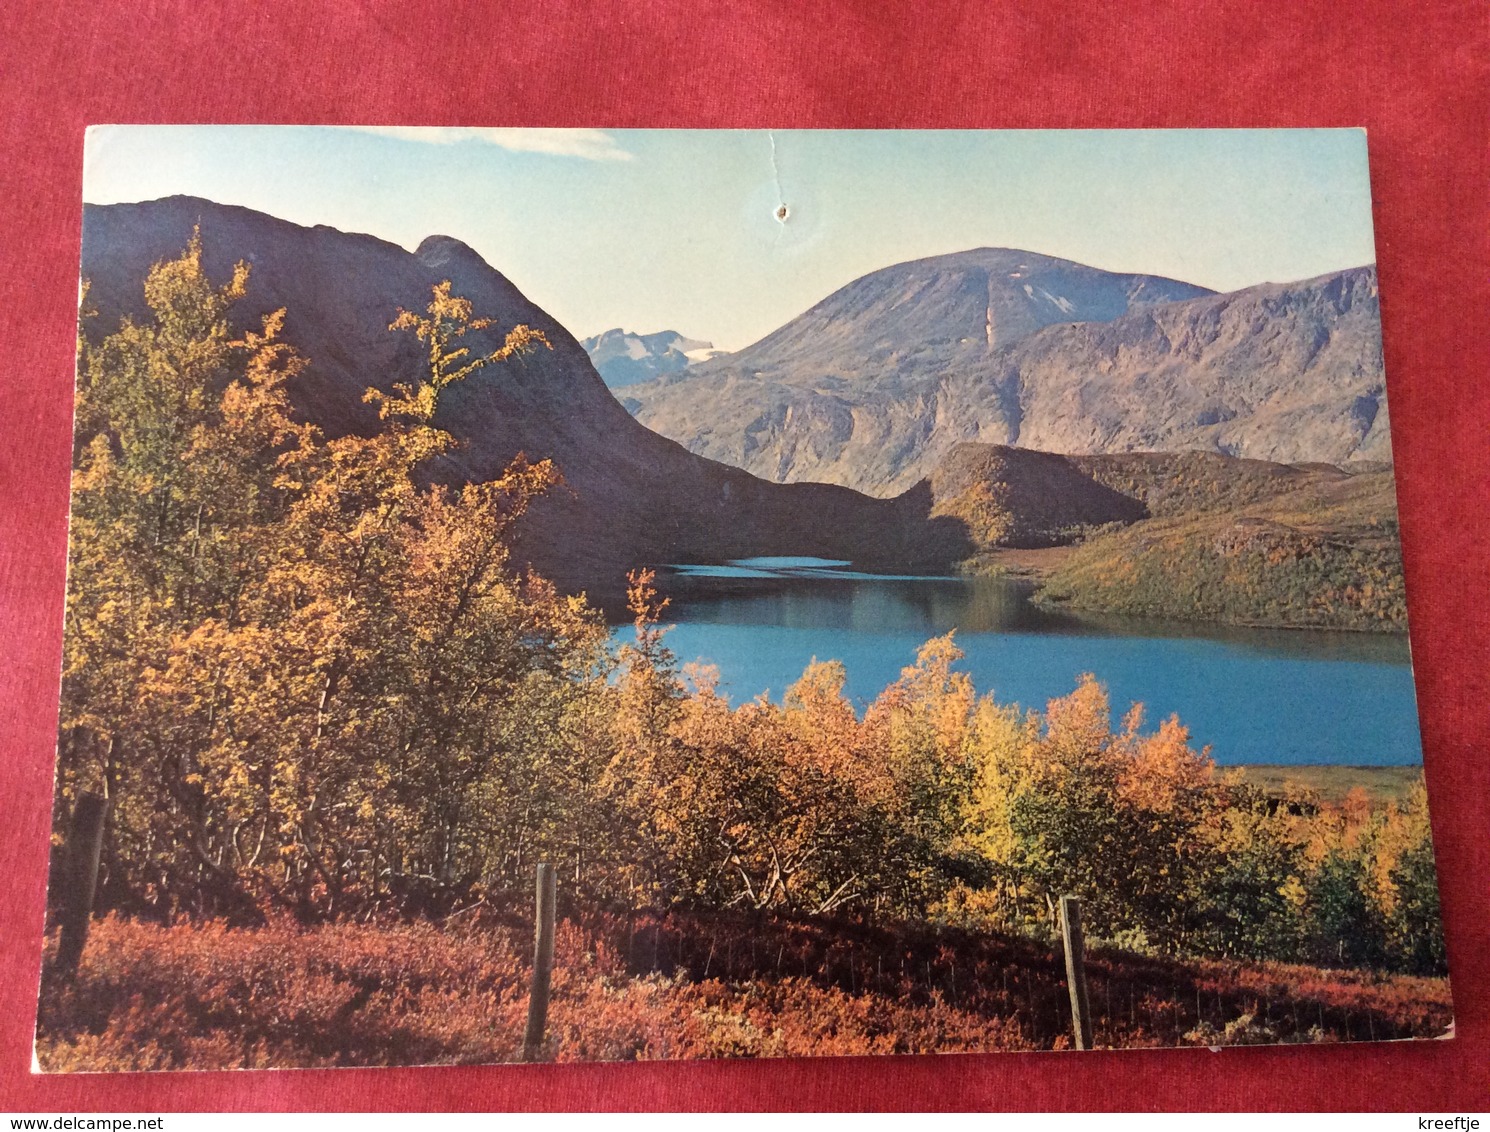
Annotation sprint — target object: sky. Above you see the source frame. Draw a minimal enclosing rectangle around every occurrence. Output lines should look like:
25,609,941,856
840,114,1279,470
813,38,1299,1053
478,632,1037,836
83,127,1377,352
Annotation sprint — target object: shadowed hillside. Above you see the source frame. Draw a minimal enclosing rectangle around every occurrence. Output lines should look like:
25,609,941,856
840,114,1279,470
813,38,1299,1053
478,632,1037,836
80,198,973,595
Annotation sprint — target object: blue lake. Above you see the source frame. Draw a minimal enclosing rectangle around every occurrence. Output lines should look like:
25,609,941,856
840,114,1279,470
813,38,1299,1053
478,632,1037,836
631,558,1424,767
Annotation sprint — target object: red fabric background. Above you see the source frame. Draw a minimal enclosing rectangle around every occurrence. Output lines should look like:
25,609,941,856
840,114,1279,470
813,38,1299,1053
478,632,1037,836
2,0,1487,1112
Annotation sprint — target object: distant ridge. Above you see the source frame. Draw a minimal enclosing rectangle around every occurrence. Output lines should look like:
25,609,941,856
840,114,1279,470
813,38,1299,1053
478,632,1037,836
719,247,1214,366
580,328,725,387
623,248,1387,496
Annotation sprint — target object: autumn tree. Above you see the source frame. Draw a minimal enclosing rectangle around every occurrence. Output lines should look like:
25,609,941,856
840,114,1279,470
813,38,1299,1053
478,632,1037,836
856,635,982,913
954,674,1228,948
1186,783,1310,960
62,231,306,915
58,238,1447,974
60,236,603,917
1382,783,1448,974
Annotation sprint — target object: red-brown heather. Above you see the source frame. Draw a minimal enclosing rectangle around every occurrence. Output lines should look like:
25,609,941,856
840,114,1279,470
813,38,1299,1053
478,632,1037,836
36,911,1451,1070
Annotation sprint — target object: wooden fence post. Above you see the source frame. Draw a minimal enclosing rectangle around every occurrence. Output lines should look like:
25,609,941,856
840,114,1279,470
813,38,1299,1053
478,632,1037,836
1059,894,1094,1050
522,861,556,1062
55,792,110,979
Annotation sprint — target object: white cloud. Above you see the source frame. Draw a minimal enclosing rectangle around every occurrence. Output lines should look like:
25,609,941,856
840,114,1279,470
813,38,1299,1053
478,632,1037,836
347,127,633,162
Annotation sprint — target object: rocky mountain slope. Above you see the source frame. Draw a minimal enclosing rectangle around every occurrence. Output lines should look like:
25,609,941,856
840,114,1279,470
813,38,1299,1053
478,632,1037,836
79,198,974,594
580,328,723,387
624,250,1388,496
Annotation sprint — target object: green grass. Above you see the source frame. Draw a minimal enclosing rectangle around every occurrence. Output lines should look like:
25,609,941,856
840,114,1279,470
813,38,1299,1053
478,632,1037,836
1033,465,1406,632
1234,764,1423,806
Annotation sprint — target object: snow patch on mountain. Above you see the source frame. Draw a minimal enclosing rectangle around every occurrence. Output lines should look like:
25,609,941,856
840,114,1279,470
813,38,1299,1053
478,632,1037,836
581,327,725,387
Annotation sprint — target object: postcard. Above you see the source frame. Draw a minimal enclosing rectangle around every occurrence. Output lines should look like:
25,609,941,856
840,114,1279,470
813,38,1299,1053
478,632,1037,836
35,127,1449,1069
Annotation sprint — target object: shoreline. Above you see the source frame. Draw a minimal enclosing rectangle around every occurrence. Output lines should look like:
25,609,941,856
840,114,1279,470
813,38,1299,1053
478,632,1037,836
956,547,1410,636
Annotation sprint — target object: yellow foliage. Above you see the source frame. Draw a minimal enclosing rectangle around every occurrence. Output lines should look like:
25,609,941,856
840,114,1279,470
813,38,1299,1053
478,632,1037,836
54,235,1445,978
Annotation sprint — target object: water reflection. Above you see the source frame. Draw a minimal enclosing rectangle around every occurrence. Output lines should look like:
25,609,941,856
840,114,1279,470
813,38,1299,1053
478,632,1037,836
625,559,1423,767
657,559,1410,666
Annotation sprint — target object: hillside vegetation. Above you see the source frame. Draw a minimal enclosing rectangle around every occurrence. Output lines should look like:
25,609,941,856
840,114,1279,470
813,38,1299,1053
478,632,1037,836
927,444,1147,548
36,910,1451,1069
922,445,1405,632
1236,765,1423,807
1037,456,1404,631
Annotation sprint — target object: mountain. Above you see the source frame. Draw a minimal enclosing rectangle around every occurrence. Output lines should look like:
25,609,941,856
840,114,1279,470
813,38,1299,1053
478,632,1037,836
79,197,973,595
623,249,1387,496
925,443,1149,549
920,443,1404,631
580,328,725,387
696,247,1214,369
1035,452,1405,631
